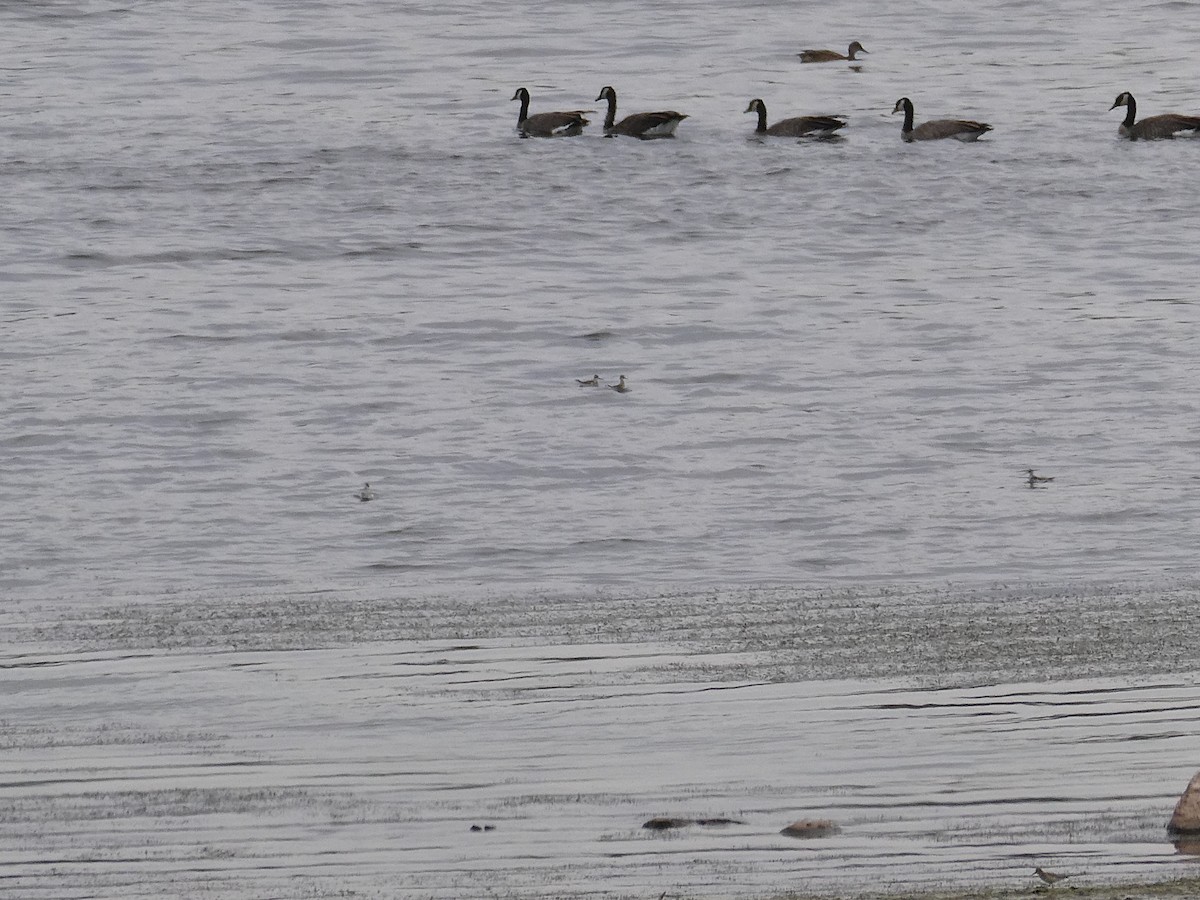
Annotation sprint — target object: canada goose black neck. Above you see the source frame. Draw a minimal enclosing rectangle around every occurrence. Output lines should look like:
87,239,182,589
512,87,531,126
895,97,914,133
597,85,617,131
1116,92,1137,129
748,99,769,134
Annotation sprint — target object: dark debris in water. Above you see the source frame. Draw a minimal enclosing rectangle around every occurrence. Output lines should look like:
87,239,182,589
642,816,744,830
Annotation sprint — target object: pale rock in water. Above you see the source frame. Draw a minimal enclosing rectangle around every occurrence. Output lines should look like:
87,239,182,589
1169,770,1200,835
780,819,841,838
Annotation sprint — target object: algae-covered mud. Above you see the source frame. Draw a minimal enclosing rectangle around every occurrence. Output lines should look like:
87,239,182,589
3,582,1198,898
769,875,1200,900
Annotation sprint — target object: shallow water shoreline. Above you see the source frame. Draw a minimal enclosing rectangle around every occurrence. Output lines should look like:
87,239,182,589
19,578,1200,693
4,581,1198,899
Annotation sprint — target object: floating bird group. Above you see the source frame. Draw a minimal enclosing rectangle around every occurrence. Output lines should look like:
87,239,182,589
510,45,1200,143
576,374,631,393
514,83,992,143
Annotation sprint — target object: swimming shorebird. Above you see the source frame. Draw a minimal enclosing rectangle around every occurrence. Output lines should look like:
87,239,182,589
355,482,375,502
1034,866,1071,886
1027,469,1054,488
576,374,601,386
609,375,631,393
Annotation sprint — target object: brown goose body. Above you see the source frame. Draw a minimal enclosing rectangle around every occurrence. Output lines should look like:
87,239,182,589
596,86,687,138
745,99,845,137
799,41,867,63
511,87,588,137
892,97,991,142
1110,91,1200,140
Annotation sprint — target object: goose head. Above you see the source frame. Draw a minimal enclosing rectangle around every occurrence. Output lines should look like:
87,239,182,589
1109,91,1133,111
1104,91,1132,112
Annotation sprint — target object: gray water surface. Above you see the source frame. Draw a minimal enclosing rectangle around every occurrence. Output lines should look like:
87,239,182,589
5,0,1200,596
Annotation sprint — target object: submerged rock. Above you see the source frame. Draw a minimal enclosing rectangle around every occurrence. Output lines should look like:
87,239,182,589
780,819,841,838
1169,771,1200,835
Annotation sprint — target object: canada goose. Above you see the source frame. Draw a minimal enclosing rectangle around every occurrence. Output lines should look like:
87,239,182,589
1033,867,1071,886
609,375,631,393
1109,91,1200,140
799,41,868,63
745,99,845,138
510,87,588,137
576,374,601,386
892,97,992,142
355,482,375,502
596,86,687,138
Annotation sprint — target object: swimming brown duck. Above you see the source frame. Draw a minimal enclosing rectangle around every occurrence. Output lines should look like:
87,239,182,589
799,41,867,63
